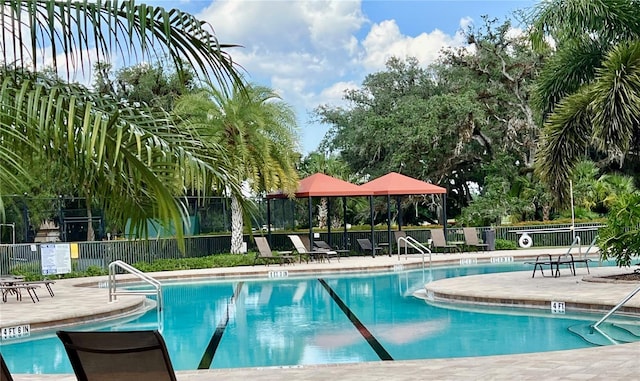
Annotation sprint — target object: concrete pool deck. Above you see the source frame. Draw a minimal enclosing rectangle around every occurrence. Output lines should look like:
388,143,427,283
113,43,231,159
2,247,640,380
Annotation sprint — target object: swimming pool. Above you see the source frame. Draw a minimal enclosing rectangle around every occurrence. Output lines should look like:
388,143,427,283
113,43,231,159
0,262,627,374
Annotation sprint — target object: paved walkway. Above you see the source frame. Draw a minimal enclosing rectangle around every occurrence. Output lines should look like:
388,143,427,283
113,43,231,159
2,247,640,380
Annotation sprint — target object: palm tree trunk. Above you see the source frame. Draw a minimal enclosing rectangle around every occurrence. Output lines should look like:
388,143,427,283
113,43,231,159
317,197,328,228
85,195,95,241
230,195,244,254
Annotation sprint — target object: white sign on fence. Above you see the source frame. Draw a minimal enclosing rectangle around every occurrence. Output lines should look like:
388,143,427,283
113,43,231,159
40,243,72,275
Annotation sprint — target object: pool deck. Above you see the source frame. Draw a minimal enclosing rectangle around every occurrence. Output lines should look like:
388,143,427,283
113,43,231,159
2,247,640,380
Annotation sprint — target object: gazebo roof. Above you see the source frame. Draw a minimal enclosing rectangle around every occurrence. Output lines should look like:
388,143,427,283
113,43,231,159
267,173,373,198
359,172,446,195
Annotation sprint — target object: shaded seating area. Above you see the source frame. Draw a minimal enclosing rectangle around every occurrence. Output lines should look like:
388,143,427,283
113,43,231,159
357,238,383,257
56,330,177,381
253,237,296,266
429,229,461,253
359,172,448,257
462,227,489,252
266,173,374,259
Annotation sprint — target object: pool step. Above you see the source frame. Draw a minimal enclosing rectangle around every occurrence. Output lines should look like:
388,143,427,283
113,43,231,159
111,322,161,330
568,323,640,346
613,323,640,337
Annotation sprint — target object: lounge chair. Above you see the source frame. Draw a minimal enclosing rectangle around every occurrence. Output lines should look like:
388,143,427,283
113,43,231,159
0,280,40,303
254,237,295,266
429,229,461,253
1,352,14,381
56,330,177,381
462,227,489,252
526,253,591,278
314,240,348,259
356,238,383,257
288,235,337,262
14,280,55,297
394,231,411,253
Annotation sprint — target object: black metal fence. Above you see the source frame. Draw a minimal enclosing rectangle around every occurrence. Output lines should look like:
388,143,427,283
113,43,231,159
0,223,602,276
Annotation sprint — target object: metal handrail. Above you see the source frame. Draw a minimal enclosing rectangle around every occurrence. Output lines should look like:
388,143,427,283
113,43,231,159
397,236,431,272
565,235,581,257
593,283,640,329
582,236,599,259
108,260,163,312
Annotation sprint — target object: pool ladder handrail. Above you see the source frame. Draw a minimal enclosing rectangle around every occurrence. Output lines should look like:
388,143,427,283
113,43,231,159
108,260,163,312
593,283,640,329
397,236,431,271
567,234,599,260
566,235,581,257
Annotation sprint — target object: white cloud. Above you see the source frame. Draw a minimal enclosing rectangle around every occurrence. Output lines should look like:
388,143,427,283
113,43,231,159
194,2,475,153
318,81,359,106
361,18,468,71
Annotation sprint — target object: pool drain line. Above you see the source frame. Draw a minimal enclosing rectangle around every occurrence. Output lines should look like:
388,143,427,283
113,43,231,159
317,278,394,361
198,282,244,369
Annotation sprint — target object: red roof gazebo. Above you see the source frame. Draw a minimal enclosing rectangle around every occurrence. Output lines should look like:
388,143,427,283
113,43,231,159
266,173,373,249
360,172,447,253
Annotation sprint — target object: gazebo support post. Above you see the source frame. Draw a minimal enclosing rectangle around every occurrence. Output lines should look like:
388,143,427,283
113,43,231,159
370,195,375,257
397,196,402,230
308,196,314,249
327,197,332,246
342,196,348,250
442,193,447,238
386,194,392,257
267,198,272,245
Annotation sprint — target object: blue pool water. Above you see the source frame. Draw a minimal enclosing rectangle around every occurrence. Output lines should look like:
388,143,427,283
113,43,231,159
0,263,618,374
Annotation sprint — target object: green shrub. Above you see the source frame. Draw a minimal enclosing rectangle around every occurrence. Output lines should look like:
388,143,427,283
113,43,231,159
85,265,108,277
133,254,255,272
495,239,517,250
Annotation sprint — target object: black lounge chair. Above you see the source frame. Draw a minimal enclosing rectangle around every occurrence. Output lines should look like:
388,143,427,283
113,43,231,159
314,240,348,260
57,330,177,381
1,352,14,381
526,253,591,278
356,238,383,257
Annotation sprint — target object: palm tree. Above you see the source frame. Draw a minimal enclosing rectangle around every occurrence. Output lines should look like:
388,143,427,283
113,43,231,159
0,0,243,240
175,83,299,254
529,0,640,205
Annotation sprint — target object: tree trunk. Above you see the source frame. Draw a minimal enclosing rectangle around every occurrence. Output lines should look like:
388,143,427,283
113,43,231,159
230,195,244,254
85,195,95,241
317,197,328,228
542,204,551,221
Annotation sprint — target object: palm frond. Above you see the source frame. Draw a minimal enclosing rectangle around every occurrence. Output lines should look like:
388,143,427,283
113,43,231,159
590,40,640,156
529,0,640,51
1,0,244,87
533,37,606,116
0,73,241,242
535,87,594,205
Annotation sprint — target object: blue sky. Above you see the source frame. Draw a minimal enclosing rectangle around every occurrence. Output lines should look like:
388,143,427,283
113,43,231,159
150,1,538,154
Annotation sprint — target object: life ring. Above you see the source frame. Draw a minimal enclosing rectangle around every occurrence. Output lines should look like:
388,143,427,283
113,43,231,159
518,233,533,248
